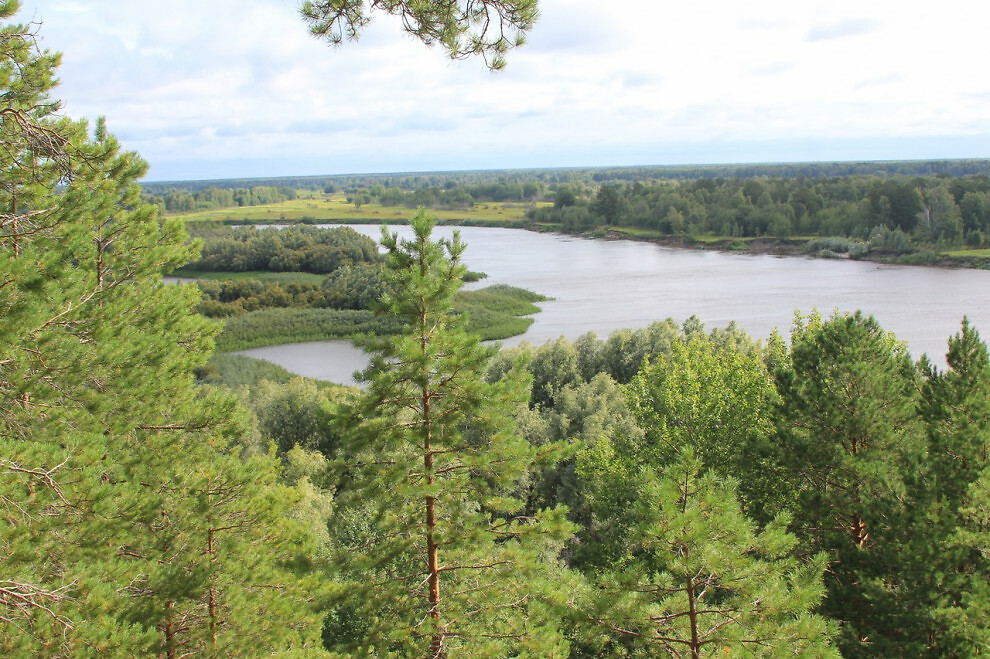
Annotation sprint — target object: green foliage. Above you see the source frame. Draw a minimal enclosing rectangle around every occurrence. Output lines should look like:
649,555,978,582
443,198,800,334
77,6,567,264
249,378,343,457
321,262,385,309
150,184,296,213
624,332,785,523
524,170,990,253
578,451,838,656
910,319,990,654
196,352,301,388
197,277,331,316
774,310,925,655
454,283,548,340
325,210,575,655
526,336,583,409
0,7,325,651
932,470,990,654
210,284,544,350
523,373,642,526
181,268,328,284
805,236,868,258
868,223,913,253
214,307,397,351
181,222,546,347
179,223,381,274
300,0,539,71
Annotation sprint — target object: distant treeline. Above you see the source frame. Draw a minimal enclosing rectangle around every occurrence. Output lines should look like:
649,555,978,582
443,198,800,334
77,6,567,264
142,159,990,195
151,162,990,252
146,185,299,213
530,173,990,250
350,180,548,209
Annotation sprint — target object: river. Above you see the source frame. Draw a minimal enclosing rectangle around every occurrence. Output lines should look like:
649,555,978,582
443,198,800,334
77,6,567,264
233,225,990,384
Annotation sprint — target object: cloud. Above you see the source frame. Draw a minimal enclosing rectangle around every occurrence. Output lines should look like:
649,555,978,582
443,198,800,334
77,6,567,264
737,17,791,31
22,0,990,181
855,74,903,90
806,19,879,42
748,61,794,77
283,119,354,135
375,114,460,136
515,108,545,120
214,125,258,138
521,0,626,55
620,72,663,88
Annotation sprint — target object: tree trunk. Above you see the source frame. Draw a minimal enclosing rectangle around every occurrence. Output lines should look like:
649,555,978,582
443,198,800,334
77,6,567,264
208,527,218,650
687,575,700,659
160,600,176,659
422,305,444,658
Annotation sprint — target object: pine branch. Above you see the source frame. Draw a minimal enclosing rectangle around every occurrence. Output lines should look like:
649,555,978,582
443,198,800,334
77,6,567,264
0,579,76,632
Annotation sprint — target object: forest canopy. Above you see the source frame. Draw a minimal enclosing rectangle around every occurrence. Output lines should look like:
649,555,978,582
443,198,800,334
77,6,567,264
5,0,990,656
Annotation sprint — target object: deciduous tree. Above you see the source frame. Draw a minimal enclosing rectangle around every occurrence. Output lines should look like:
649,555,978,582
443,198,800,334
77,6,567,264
624,332,784,522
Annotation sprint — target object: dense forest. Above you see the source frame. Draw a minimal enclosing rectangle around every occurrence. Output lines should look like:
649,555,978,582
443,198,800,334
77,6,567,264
6,2,990,657
526,174,990,251
148,165,990,263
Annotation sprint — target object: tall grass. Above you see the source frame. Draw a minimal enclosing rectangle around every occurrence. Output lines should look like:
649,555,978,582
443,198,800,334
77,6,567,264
213,284,549,350
215,308,399,351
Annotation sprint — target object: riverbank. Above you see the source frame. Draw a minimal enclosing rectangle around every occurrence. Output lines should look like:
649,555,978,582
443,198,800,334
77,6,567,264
591,229,990,270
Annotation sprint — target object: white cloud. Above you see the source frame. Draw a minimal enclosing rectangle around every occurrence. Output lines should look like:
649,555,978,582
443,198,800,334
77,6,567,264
805,19,880,42
19,0,990,180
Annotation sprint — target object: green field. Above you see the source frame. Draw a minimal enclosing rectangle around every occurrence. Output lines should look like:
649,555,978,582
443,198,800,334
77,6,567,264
169,192,546,225
943,248,990,258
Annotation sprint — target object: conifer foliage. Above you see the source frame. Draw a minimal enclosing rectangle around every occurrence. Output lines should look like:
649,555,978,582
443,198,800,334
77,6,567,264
584,452,838,657
323,210,574,656
0,3,323,654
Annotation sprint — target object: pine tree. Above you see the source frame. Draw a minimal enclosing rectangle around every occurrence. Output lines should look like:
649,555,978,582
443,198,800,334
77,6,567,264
910,319,990,654
300,0,539,71
774,310,925,656
933,468,990,654
580,451,838,657
323,210,575,656
1,4,325,652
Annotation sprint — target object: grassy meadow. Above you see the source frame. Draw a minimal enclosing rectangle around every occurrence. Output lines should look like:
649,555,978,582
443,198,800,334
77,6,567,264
170,191,544,226
211,287,547,351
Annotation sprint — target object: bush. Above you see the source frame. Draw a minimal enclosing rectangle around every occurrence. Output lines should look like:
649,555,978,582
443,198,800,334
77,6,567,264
868,225,913,254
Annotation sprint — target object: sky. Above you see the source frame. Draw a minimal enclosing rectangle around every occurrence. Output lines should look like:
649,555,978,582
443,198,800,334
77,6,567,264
17,0,990,182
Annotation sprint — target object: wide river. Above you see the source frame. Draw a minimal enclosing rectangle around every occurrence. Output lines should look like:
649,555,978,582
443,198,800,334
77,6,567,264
235,225,990,384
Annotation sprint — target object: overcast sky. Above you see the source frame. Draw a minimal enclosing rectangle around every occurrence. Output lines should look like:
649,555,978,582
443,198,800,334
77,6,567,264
19,0,990,181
